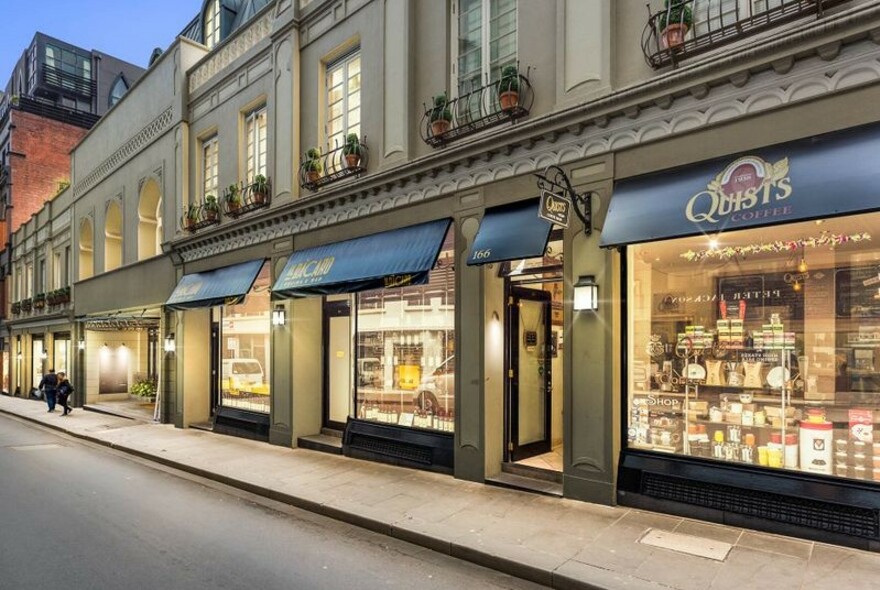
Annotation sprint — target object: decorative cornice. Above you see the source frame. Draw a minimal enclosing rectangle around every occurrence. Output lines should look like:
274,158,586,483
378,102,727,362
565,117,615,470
73,108,174,199
174,6,880,262
188,12,273,94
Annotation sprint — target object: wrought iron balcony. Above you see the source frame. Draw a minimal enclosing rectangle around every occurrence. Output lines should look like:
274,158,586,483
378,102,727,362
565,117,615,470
182,201,221,233
642,0,850,70
299,138,369,192
221,177,272,218
420,71,533,148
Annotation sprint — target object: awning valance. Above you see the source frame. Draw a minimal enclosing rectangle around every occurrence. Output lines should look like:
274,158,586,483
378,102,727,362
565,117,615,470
466,199,552,266
165,259,264,311
600,124,880,248
272,219,451,298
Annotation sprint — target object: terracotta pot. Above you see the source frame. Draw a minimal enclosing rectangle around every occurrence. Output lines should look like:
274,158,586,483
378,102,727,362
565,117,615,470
499,91,519,111
431,119,451,137
344,154,361,169
205,210,218,222
307,170,321,184
252,191,267,204
661,24,688,50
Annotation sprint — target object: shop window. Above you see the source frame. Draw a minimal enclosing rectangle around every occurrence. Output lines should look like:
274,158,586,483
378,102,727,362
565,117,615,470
54,338,69,376
626,212,880,482
325,51,361,152
354,231,455,432
219,263,271,414
244,106,267,183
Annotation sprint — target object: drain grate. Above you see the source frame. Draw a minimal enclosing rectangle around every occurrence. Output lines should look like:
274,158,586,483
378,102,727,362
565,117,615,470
349,433,433,464
643,472,879,539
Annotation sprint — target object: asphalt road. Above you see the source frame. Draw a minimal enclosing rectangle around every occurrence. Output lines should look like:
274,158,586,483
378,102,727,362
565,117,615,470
0,414,545,590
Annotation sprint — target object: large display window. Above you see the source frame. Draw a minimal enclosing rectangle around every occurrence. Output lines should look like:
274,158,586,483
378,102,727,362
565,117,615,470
627,212,880,482
354,233,455,432
219,263,271,413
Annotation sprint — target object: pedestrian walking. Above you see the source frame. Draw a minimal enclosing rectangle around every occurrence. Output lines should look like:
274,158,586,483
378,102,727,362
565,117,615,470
57,372,74,416
38,368,59,413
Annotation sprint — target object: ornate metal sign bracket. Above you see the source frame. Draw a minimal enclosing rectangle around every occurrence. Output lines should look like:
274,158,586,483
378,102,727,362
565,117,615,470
534,165,593,235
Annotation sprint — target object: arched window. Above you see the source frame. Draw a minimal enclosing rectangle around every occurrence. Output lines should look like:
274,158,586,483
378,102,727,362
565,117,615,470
138,179,162,261
79,218,94,281
109,75,128,107
204,0,221,49
104,201,123,272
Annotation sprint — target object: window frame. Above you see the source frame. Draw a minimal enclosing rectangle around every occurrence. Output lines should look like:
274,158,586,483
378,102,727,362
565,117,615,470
201,133,219,199
451,0,518,99
324,50,362,152
244,106,268,183
204,0,221,49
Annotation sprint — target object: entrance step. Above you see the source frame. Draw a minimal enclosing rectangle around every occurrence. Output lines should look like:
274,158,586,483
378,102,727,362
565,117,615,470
501,461,563,484
486,472,563,497
298,433,343,455
320,427,344,438
190,421,214,432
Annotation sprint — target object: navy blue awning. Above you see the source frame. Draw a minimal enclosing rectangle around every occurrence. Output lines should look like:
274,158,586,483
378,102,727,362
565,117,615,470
165,259,264,310
601,124,880,248
273,219,452,298
466,199,552,266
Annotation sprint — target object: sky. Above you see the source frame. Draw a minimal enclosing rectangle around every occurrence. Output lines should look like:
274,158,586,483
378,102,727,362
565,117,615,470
0,0,201,81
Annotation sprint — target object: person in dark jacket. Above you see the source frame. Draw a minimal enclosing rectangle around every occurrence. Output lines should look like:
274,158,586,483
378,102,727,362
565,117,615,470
57,372,74,416
38,368,58,413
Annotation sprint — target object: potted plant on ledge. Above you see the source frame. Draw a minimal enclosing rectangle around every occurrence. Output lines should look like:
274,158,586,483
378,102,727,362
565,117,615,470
498,65,520,111
225,184,242,214
304,148,323,184
21,298,32,312
204,195,220,222
11,302,21,315
341,134,363,169
33,293,46,309
185,203,201,230
251,175,270,204
430,93,453,137
658,0,692,50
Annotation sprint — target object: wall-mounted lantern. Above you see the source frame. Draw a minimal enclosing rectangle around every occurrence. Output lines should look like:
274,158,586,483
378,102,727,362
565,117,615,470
573,275,599,311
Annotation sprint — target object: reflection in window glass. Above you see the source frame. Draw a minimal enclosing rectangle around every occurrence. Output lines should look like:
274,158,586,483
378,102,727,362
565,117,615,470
325,51,361,156
220,263,271,413
355,231,455,432
626,213,880,482
54,338,69,376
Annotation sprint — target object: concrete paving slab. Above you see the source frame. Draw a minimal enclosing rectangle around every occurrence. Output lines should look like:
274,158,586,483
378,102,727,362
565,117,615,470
639,529,732,561
2,394,878,590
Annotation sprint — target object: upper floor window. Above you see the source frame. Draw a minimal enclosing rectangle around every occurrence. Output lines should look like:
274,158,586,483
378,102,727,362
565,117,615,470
326,51,361,151
202,135,219,197
205,0,221,49
245,107,267,182
109,75,128,107
45,44,91,80
456,0,517,97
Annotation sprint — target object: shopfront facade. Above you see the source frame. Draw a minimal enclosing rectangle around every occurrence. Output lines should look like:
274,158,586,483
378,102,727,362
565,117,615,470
608,93,880,548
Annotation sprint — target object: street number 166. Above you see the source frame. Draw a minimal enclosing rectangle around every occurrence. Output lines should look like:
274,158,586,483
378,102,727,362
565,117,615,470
471,249,492,260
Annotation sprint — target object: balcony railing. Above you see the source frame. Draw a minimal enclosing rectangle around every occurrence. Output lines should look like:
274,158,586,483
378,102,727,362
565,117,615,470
642,0,849,70
41,64,96,98
182,202,221,233
221,177,272,218
420,71,533,148
299,138,369,192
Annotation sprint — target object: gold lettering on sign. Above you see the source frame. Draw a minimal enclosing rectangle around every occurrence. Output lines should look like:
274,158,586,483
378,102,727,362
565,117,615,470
685,157,791,224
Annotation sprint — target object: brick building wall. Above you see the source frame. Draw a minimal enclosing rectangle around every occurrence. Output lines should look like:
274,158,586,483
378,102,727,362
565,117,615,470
7,110,87,239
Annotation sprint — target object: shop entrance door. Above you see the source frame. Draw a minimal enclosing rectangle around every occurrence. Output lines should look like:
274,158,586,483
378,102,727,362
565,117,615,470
506,286,552,462
323,300,351,431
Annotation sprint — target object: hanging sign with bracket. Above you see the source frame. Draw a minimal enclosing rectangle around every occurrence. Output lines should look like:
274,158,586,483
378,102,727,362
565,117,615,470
534,165,593,235
538,190,572,228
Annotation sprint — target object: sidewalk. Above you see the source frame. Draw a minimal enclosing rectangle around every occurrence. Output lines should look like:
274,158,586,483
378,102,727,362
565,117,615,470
2,395,878,590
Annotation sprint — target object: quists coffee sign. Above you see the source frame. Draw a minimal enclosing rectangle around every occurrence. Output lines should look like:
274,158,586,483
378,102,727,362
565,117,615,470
685,156,793,225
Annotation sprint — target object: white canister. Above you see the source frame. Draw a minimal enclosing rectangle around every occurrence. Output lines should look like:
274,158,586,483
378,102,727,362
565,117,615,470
799,421,833,475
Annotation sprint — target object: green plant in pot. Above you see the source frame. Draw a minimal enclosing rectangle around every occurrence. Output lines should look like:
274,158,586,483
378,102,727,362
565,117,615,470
251,175,270,204
497,65,520,111
204,194,220,221
430,92,452,137
658,0,692,50
225,184,242,212
341,133,363,169
304,148,323,183
131,378,157,400
185,203,201,229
